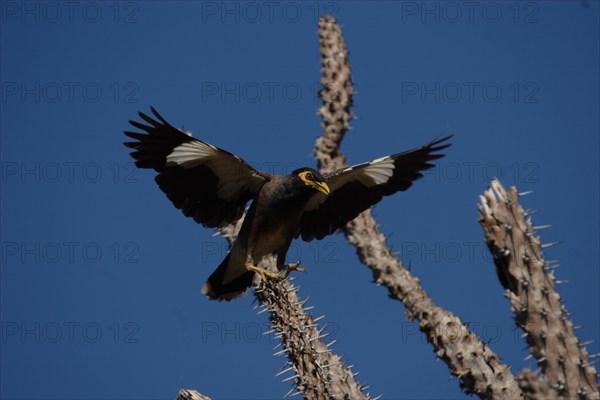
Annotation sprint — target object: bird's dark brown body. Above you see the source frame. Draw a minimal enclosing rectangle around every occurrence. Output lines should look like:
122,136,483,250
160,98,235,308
244,176,312,263
124,107,451,301
205,176,318,300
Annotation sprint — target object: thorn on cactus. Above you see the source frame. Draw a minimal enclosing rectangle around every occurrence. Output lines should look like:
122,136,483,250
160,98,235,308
541,241,561,249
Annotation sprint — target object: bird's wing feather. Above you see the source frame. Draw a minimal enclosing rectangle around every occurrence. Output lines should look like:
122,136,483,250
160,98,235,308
298,136,451,241
124,107,269,228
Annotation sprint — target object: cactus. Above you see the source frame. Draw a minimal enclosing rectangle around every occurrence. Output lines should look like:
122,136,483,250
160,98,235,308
478,181,599,399
218,220,370,399
179,16,598,400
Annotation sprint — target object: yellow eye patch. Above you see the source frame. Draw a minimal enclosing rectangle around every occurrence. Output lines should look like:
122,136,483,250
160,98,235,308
298,171,314,185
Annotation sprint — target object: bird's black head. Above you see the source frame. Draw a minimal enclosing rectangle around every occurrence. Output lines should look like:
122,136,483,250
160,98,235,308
290,168,330,196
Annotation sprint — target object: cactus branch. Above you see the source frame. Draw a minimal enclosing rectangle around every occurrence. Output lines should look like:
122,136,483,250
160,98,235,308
478,180,599,399
218,221,371,399
314,15,523,400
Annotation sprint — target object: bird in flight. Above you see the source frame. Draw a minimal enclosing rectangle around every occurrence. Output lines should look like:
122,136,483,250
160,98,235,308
124,107,451,301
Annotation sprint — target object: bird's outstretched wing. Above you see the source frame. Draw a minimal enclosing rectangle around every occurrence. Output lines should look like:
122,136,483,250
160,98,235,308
124,107,269,228
298,136,452,241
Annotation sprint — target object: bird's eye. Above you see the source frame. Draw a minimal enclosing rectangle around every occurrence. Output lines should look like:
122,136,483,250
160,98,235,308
305,173,313,180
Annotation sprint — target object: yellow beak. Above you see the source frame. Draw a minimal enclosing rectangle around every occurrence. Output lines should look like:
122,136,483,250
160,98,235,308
312,181,330,195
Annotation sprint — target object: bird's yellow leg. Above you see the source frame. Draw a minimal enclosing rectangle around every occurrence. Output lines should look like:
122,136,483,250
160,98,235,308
281,260,306,277
247,265,281,280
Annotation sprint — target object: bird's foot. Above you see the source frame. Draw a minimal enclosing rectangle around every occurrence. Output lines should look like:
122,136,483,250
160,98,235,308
247,265,281,281
281,260,305,278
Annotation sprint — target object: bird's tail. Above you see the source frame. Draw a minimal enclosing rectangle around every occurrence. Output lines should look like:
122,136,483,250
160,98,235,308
201,253,254,301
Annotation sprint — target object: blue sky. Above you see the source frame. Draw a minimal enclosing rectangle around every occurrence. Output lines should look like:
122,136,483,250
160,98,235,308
1,1,598,399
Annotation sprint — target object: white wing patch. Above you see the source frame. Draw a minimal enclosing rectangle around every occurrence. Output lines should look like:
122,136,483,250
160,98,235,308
166,139,266,201
166,140,218,168
303,156,396,212
362,156,395,185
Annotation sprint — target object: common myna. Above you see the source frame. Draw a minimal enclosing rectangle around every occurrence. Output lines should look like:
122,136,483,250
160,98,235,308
124,107,451,301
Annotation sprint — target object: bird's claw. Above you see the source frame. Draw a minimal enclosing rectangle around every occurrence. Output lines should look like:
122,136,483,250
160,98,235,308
248,261,305,281
247,265,281,281
282,260,305,277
